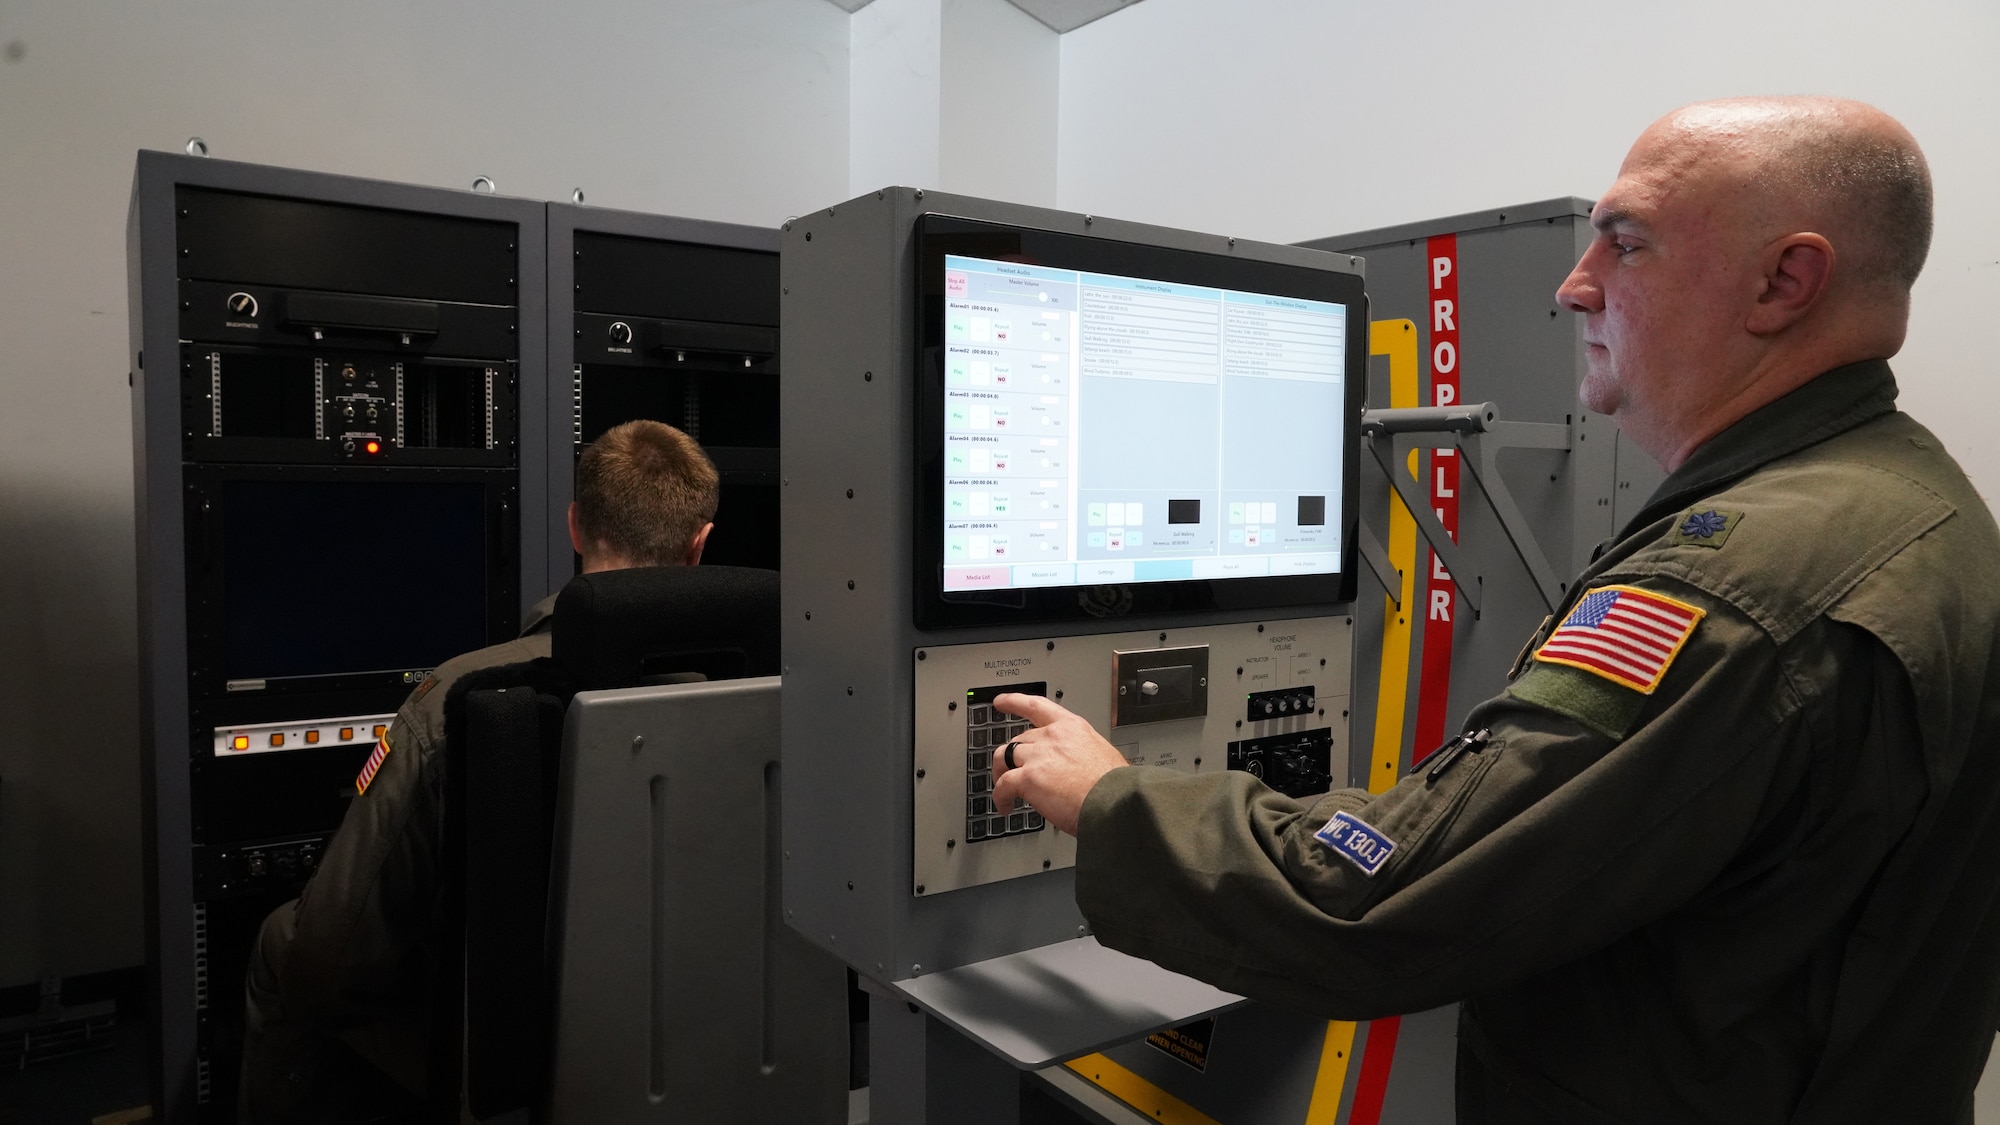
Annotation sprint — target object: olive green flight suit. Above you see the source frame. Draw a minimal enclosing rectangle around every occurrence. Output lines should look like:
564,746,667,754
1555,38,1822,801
240,596,556,1124
1077,361,2000,1123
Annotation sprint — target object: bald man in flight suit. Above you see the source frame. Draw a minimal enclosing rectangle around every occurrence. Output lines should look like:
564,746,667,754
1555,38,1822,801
992,97,2000,1122
240,420,717,1123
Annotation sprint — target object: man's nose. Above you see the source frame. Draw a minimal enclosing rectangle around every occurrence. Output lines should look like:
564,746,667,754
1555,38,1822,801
1555,260,1600,314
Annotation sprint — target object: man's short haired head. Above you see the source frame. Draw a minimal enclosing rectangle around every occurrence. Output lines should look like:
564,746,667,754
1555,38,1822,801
570,420,719,570
1556,96,1931,471
1663,96,1933,294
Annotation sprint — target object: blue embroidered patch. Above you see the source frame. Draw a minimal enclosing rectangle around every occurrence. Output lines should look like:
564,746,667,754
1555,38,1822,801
1313,810,1396,877
1680,510,1728,538
1668,506,1742,549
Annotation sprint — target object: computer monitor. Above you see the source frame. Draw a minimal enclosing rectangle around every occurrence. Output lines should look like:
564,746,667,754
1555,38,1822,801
916,214,1366,629
184,468,518,695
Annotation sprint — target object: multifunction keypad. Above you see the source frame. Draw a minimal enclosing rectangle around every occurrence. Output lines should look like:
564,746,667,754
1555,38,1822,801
964,682,1048,842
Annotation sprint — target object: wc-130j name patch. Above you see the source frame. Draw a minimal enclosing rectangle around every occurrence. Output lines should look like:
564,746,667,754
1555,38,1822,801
1315,810,1396,876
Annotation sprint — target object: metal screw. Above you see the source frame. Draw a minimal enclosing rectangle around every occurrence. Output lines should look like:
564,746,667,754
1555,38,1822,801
630,735,645,752
916,769,926,779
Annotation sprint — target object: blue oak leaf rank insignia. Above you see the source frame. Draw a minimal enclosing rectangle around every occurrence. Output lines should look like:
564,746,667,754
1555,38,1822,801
1681,510,1728,538
1670,507,1742,548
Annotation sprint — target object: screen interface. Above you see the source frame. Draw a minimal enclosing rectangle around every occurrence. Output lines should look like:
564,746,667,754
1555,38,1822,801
940,253,1348,594
223,479,490,681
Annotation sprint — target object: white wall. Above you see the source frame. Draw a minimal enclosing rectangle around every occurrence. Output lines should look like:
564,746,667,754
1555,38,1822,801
850,0,1058,204
942,0,1058,205
851,0,944,195
0,0,848,987
1057,0,2000,505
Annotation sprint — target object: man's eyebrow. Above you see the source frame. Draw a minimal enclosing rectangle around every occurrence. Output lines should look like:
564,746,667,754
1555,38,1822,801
1591,208,1648,235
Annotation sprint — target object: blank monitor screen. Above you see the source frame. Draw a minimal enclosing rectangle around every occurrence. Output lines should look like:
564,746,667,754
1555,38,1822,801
222,480,490,681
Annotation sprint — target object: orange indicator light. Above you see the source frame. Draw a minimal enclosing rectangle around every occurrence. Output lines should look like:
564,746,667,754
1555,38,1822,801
232,735,249,751
305,730,320,745
340,727,355,741
269,733,285,748
374,725,388,739
364,440,381,455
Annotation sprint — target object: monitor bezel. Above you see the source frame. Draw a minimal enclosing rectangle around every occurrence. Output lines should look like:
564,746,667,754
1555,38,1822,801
914,212,1365,631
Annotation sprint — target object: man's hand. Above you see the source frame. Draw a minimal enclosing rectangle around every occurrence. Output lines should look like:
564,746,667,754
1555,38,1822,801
989,692,1130,836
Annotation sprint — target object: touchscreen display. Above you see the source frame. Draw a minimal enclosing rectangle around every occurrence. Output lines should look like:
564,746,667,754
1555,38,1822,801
940,253,1348,594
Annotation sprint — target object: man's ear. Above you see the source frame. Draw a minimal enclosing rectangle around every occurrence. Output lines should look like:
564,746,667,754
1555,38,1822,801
567,502,587,557
686,522,713,566
1746,233,1834,335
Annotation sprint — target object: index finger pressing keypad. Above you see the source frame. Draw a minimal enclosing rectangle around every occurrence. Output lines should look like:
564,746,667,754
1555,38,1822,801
963,682,1049,842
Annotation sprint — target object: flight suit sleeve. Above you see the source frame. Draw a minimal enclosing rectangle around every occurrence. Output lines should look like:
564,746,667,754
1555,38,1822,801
272,694,444,1027
1074,576,1819,1020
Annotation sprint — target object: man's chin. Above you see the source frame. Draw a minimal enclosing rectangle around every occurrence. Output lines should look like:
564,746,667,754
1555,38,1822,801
1577,372,1621,417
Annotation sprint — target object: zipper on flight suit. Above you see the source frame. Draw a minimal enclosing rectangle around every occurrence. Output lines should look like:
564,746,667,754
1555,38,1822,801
1416,727,1491,784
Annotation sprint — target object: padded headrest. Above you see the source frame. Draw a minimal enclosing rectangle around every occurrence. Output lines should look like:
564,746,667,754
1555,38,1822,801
551,565,780,692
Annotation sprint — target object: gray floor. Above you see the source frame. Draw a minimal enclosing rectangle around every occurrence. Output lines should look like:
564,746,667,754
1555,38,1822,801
1,1025,1996,1123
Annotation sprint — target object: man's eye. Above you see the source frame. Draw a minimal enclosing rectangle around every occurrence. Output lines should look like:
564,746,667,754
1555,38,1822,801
1611,241,1639,256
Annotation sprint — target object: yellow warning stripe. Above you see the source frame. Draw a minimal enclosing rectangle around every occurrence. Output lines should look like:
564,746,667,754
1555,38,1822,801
1064,1054,1222,1125
1368,318,1422,796
1302,1018,1359,1123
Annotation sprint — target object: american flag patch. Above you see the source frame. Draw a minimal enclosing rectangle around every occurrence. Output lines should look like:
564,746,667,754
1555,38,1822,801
355,735,392,795
1534,584,1704,693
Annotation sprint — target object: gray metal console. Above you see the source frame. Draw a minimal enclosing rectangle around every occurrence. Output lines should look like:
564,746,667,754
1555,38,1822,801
779,188,1370,1121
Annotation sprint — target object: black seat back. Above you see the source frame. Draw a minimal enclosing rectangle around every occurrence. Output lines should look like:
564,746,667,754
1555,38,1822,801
552,566,781,691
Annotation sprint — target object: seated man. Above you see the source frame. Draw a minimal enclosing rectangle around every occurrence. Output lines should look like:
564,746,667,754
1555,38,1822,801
240,420,718,1123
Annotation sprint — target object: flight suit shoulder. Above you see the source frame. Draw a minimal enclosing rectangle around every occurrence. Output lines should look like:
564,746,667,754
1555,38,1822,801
1615,416,1956,647
391,631,555,763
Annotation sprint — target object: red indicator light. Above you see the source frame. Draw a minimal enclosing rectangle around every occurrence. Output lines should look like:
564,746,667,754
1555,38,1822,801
364,440,381,455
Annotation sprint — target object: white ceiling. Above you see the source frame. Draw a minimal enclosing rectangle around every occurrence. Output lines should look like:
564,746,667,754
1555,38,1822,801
823,0,1146,34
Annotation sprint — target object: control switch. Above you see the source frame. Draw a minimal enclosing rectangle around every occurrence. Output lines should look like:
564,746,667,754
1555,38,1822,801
1112,644,1209,727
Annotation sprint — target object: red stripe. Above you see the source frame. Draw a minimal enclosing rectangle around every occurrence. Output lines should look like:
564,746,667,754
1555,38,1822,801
1411,232,1461,763
1348,1015,1403,1124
